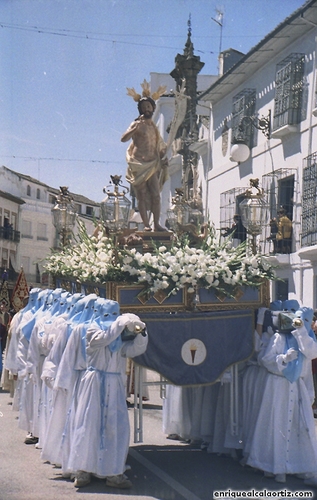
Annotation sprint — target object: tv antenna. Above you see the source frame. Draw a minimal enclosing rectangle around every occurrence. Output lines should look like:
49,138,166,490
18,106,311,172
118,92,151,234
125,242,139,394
211,9,224,64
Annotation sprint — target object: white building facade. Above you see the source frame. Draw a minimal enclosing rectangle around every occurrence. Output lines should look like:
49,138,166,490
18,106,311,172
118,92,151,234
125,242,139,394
0,189,24,281
0,166,100,286
195,0,317,308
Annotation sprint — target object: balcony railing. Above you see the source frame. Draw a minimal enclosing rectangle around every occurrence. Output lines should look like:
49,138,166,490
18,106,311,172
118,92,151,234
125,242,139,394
0,266,18,282
0,226,20,243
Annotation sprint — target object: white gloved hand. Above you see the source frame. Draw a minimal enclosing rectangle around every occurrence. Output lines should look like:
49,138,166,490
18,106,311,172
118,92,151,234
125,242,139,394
281,347,298,364
121,313,146,332
257,307,268,326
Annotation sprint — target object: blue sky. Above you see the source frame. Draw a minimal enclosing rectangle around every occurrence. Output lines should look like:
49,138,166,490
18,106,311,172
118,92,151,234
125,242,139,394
0,0,306,202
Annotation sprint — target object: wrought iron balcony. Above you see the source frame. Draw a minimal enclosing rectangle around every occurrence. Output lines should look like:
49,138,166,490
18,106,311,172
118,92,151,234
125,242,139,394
0,266,18,281
0,226,21,242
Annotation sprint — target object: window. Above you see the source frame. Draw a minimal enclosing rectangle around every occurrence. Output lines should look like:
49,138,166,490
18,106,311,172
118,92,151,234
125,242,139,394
27,185,31,196
275,279,288,302
220,186,249,241
0,208,2,227
36,188,40,200
21,256,30,273
37,222,47,241
273,53,305,131
302,152,317,247
231,89,256,150
278,176,294,220
261,169,296,254
11,213,17,231
22,220,32,238
49,194,56,204
36,263,41,282
86,206,94,216
2,248,8,269
262,170,296,222
9,250,16,268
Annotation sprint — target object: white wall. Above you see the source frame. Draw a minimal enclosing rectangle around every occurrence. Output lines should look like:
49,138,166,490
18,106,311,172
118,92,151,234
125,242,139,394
202,25,317,307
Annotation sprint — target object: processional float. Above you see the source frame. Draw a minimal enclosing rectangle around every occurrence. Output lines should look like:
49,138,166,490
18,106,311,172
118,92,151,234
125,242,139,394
49,82,272,442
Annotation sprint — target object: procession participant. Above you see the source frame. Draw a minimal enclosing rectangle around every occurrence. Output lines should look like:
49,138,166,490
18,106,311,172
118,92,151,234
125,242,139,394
311,312,317,416
27,290,71,448
5,288,44,442
66,307,148,489
24,289,66,443
0,302,11,358
247,306,317,484
40,292,86,393
240,305,276,465
199,383,221,450
121,87,168,232
41,294,97,467
163,384,205,444
163,384,186,442
1,296,28,395
4,290,40,405
208,364,245,457
17,289,55,444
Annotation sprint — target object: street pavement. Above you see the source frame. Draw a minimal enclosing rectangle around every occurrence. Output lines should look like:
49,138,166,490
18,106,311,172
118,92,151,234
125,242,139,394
0,370,316,500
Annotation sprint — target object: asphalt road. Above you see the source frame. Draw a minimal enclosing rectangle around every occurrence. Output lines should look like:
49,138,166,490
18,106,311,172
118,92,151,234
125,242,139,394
0,371,316,500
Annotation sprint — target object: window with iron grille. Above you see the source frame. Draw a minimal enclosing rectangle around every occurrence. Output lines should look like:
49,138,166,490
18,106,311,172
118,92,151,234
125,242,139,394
219,186,249,240
262,169,296,222
273,53,305,131
231,89,256,150
261,169,296,255
302,152,317,247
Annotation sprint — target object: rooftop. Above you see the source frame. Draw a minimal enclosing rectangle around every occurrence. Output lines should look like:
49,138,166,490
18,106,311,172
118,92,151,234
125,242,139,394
199,0,317,103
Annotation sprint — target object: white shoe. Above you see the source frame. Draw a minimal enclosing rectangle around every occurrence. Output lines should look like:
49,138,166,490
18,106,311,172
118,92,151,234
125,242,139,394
62,471,76,480
62,472,71,479
106,474,132,489
275,474,286,483
74,471,91,488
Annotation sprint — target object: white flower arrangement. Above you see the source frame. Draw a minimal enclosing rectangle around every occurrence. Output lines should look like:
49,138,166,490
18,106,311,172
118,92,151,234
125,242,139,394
44,222,276,298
